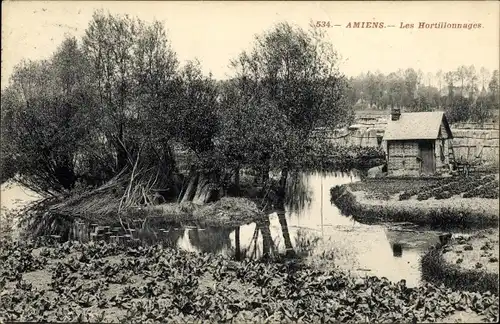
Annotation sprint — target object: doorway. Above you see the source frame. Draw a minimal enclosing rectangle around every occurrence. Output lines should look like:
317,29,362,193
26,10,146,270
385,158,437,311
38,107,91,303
419,140,435,175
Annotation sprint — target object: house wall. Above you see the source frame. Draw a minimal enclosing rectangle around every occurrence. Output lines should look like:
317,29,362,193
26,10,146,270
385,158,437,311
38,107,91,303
439,123,449,139
434,138,452,174
436,121,452,174
451,126,499,166
330,116,498,167
387,141,421,176
326,123,386,148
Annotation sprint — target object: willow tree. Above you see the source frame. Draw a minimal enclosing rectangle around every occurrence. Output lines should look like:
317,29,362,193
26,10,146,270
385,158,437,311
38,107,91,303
230,22,352,199
175,61,221,203
82,12,179,170
82,11,182,201
1,38,99,195
82,11,137,171
217,77,288,193
130,20,182,199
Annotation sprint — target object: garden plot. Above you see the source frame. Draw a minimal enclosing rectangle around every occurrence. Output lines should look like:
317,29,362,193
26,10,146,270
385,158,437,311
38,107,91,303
443,229,500,274
398,175,499,201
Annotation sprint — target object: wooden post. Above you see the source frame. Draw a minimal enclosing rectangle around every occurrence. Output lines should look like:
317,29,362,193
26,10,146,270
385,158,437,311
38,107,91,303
235,227,241,261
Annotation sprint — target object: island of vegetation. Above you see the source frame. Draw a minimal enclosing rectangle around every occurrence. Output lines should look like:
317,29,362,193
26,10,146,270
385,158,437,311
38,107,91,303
330,175,499,228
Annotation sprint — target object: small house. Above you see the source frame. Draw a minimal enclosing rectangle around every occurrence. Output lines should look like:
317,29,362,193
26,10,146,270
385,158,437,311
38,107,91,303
383,109,454,176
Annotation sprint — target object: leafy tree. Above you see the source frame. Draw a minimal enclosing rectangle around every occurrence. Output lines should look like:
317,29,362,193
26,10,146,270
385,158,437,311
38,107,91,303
488,70,499,102
455,65,468,97
81,11,184,203
446,95,472,123
175,61,219,157
472,95,493,123
172,61,223,203
2,12,181,198
385,72,404,108
217,77,289,191
82,11,140,171
230,22,352,198
479,67,490,90
465,65,478,99
1,40,100,195
403,68,418,107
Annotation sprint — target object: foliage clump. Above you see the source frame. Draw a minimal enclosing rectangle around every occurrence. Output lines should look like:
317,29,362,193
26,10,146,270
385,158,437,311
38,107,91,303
193,197,265,227
0,239,498,323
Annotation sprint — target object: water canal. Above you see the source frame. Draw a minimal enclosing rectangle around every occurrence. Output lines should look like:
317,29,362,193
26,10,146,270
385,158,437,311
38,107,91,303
137,172,456,287
0,172,467,287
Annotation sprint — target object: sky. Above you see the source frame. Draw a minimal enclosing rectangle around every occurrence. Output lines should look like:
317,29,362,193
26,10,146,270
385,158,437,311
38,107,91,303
2,1,499,88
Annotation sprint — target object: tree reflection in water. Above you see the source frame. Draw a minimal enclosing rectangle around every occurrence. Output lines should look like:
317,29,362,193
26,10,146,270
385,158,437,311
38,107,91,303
276,206,296,257
258,217,275,259
285,172,313,213
234,227,241,261
194,171,340,260
232,216,293,260
392,243,403,257
188,226,233,254
137,219,184,248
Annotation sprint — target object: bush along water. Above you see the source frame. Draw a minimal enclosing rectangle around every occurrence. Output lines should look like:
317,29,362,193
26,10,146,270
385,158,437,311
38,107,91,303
0,239,499,323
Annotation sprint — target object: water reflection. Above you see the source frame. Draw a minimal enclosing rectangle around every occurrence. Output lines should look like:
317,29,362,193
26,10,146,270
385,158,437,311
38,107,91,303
188,227,233,254
285,172,313,213
102,170,451,287
276,209,295,257
136,225,185,249
392,243,403,257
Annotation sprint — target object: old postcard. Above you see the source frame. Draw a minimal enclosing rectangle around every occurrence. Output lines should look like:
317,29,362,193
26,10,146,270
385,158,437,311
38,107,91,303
1,1,499,323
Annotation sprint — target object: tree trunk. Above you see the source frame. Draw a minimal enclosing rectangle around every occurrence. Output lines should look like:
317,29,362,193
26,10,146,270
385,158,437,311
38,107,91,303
192,174,211,204
261,163,270,185
234,166,240,196
116,124,128,171
180,172,199,203
277,167,289,204
190,171,221,204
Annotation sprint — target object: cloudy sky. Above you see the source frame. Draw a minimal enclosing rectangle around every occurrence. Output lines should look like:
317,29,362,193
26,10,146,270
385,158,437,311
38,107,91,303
2,1,499,88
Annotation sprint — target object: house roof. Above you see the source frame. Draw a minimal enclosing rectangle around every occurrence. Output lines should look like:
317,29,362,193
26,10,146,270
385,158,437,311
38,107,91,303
383,111,453,141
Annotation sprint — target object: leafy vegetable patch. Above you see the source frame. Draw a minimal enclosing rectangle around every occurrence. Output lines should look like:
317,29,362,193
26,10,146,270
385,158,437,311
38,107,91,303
1,239,498,323
399,175,498,201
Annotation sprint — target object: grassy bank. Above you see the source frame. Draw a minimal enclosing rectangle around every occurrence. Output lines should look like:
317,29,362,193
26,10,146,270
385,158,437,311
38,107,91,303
128,197,267,228
20,196,268,242
1,238,499,323
330,177,499,229
420,229,499,294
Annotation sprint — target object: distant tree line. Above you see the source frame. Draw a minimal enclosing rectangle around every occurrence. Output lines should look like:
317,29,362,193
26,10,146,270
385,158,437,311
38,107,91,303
1,11,364,202
347,67,499,123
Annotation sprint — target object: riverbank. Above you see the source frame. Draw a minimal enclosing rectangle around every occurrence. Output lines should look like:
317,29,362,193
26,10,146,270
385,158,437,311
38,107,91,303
0,238,498,323
330,176,499,229
421,228,499,294
23,195,269,242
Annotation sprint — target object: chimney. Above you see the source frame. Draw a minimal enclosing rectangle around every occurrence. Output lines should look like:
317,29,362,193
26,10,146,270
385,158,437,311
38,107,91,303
391,107,401,121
